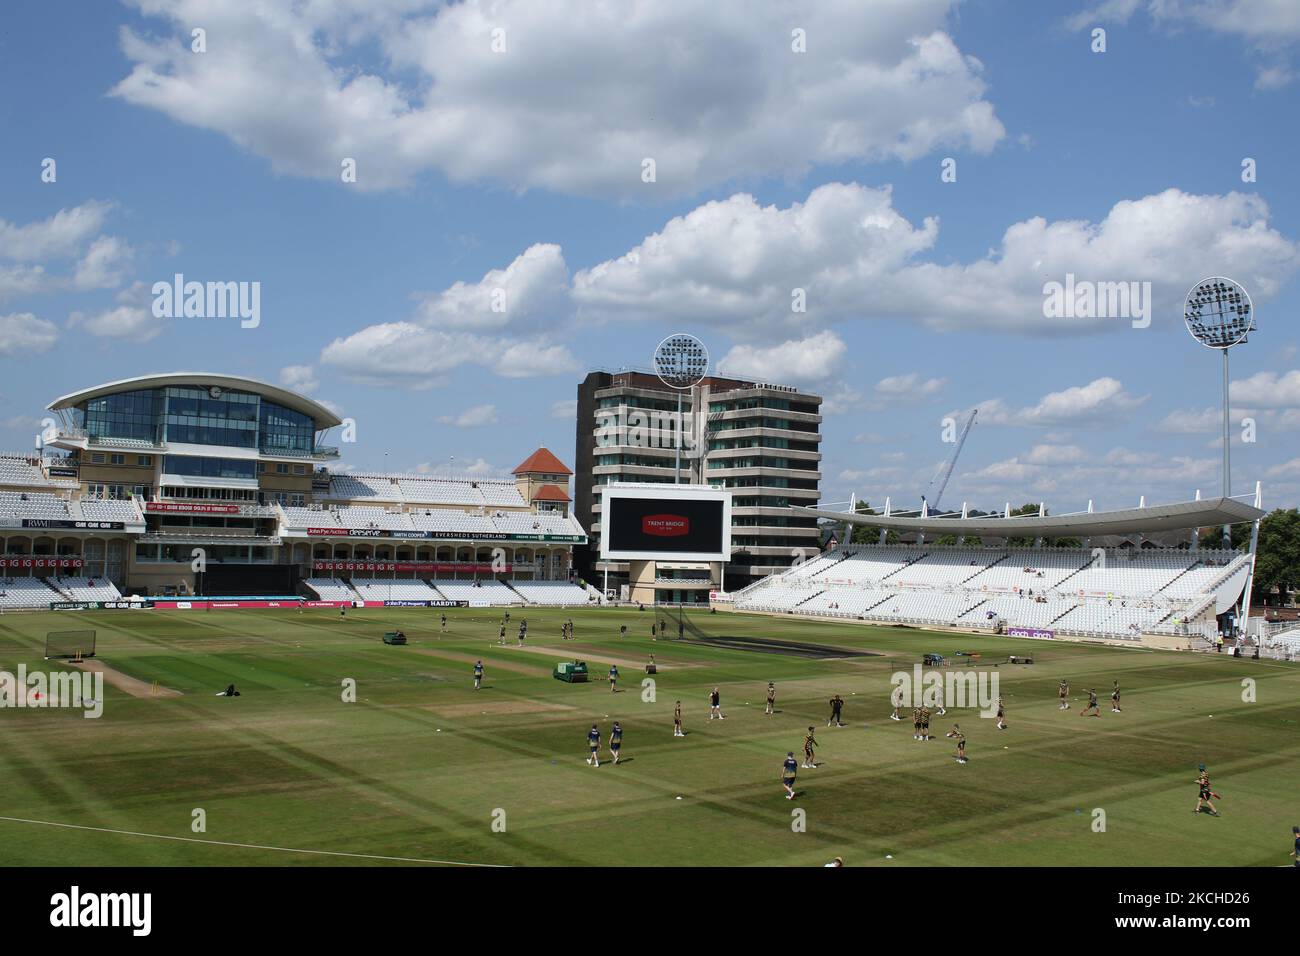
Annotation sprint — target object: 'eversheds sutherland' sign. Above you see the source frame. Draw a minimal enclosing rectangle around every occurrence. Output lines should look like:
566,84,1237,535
304,527,583,542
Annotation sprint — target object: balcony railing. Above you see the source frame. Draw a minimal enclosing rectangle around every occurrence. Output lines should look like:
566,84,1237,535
261,445,340,460
88,436,166,449
54,429,339,460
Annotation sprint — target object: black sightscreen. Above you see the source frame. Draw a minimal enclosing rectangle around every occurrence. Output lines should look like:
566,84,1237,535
201,564,299,596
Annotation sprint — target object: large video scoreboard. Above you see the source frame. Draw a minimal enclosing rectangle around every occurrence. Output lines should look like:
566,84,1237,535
599,484,731,562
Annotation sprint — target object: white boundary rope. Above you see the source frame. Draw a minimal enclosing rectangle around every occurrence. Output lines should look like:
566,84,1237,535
0,815,507,867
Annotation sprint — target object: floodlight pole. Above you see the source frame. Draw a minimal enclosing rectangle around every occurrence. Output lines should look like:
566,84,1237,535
1222,348,1230,498
675,390,682,484
1222,348,1231,550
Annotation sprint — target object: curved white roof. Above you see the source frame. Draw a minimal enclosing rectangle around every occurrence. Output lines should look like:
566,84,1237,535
46,372,342,428
800,495,1265,539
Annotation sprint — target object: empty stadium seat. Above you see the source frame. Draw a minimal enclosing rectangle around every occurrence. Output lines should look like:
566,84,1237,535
509,581,590,605
76,498,143,523
350,579,445,602
733,543,1238,639
434,580,522,605
0,577,62,608
0,491,72,522
303,578,361,602
52,576,123,602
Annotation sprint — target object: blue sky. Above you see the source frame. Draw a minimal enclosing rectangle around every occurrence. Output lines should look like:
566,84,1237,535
2,0,1299,513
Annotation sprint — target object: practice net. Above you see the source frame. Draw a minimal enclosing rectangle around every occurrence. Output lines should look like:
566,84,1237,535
45,629,96,660
654,604,716,642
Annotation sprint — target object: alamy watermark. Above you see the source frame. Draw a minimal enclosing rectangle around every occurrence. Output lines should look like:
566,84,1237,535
1043,273,1151,328
0,665,103,718
50,886,150,936
890,664,999,717
152,273,260,328
595,409,700,455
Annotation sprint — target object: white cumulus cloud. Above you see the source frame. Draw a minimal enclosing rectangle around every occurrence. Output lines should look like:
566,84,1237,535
279,364,320,394
437,404,499,428
0,312,59,356
717,331,846,384
111,0,1005,198
958,378,1148,427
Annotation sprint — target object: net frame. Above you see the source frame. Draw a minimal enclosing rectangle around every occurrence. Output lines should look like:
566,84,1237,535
654,604,685,640
45,629,96,660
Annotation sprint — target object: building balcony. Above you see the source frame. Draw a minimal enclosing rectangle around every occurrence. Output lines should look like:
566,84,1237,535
710,384,820,402
262,445,340,461
705,446,822,463
49,428,339,461
729,543,821,556
706,425,821,442
591,463,683,479
592,443,686,459
730,524,821,536
138,532,283,546
710,485,821,499
592,403,687,422
51,428,167,451
704,465,821,481
730,505,819,517
710,406,821,425
593,389,685,406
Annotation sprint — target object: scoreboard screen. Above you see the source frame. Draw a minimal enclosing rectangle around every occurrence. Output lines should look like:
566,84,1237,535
600,486,731,562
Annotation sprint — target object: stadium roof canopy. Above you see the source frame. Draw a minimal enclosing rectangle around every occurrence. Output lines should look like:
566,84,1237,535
797,495,1265,539
47,372,343,429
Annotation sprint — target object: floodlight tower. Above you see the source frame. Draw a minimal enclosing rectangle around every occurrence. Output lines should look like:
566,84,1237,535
1183,277,1254,548
652,333,710,484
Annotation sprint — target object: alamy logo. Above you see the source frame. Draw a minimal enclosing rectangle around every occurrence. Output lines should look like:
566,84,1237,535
1042,273,1151,328
595,410,700,456
0,665,103,718
50,886,151,936
890,664,999,717
152,273,261,328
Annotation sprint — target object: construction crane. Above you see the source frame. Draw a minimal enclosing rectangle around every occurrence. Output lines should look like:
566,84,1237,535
921,408,976,513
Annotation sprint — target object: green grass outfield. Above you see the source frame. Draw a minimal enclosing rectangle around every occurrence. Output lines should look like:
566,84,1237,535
0,605,1296,867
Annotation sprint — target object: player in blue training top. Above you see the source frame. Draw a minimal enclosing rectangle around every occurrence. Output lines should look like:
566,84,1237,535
609,721,623,764
782,751,799,800
608,664,619,693
473,660,484,690
586,723,601,767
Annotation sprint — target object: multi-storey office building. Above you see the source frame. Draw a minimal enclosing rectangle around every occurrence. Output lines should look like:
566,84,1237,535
573,369,822,600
